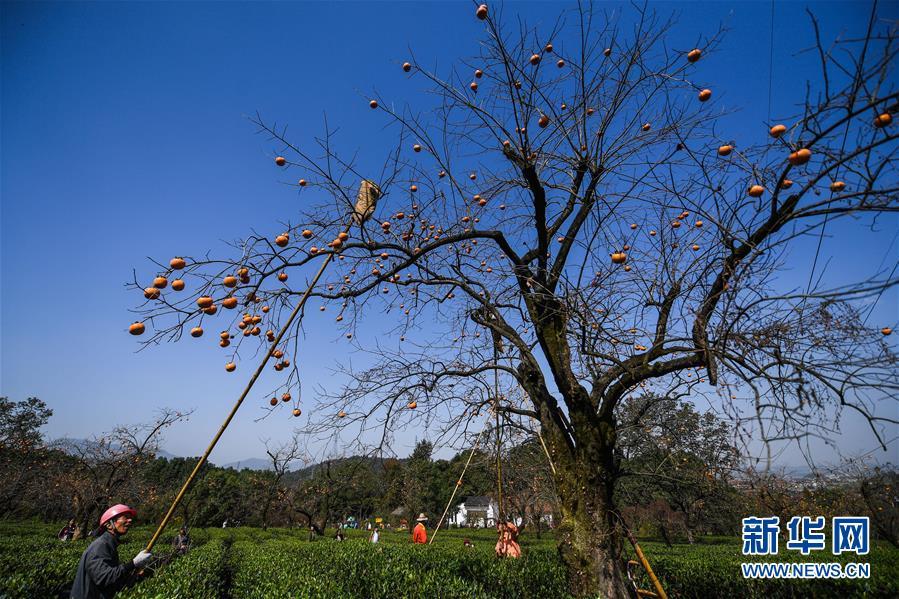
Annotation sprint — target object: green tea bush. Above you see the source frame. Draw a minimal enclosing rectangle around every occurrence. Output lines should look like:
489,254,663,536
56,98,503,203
0,523,205,599
118,538,227,599
0,535,85,598
2,522,897,599
229,538,571,599
635,541,899,599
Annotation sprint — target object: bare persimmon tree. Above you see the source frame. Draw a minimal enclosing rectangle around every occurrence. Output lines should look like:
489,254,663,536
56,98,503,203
259,432,307,530
51,409,189,536
130,3,897,596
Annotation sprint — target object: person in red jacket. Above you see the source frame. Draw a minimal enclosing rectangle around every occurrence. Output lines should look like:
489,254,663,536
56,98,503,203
412,513,428,544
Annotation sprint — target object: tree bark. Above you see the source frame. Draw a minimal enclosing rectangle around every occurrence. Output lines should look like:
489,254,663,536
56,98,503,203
516,350,633,597
554,444,633,598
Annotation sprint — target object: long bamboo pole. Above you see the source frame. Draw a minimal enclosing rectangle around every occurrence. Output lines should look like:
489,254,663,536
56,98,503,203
145,225,347,552
428,428,485,545
622,522,668,599
536,430,556,476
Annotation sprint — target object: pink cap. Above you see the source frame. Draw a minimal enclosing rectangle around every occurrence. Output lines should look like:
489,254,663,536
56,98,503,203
99,504,136,527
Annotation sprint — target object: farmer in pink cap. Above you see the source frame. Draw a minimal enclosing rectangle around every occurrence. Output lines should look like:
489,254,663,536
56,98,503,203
70,504,152,598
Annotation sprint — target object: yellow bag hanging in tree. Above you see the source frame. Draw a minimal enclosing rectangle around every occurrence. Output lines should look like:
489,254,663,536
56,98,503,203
354,180,381,225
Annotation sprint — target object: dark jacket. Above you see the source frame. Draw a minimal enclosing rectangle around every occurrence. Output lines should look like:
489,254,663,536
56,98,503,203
70,531,135,599
172,532,190,553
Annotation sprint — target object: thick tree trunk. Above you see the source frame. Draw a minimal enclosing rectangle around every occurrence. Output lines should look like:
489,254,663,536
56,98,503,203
514,306,634,596
261,489,273,530
555,451,633,598
75,495,102,539
659,524,673,548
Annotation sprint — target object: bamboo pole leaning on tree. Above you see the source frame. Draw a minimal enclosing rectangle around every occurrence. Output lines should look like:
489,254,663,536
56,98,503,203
145,180,380,552
620,517,668,599
429,427,486,545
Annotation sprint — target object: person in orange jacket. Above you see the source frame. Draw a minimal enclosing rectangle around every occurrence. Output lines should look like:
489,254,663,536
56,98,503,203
412,513,428,543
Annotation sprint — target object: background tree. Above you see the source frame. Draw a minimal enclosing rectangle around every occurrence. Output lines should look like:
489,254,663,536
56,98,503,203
504,437,557,535
860,465,899,548
620,500,688,547
131,3,898,595
329,458,382,525
378,457,407,518
444,448,494,507
51,409,188,534
616,394,742,542
0,396,52,449
0,397,52,518
403,440,436,521
259,432,307,529
187,467,257,527
140,456,213,529
290,457,381,532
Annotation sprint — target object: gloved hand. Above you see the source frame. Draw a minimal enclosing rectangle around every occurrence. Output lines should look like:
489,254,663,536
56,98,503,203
132,550,152,568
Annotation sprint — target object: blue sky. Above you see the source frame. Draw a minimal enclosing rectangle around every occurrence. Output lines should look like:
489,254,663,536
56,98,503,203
2,1,896,468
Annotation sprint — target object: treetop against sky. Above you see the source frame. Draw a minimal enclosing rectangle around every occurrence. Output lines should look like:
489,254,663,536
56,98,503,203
1,1,895,467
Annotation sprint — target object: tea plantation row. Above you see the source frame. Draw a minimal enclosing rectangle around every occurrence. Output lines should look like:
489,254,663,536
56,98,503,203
0,522,896,598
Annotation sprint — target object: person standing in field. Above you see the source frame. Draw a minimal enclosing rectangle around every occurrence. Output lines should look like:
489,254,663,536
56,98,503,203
369,527,380,543
58,519,77,542
70,504,153,599
495,521,521,558
172,526,191,555
412,513,428,544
